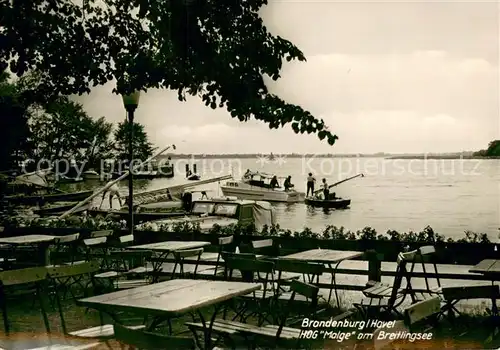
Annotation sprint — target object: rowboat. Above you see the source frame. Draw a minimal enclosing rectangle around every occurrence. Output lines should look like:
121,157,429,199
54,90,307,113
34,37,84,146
34,202,91,216
5,190,94,205
304,197,351,209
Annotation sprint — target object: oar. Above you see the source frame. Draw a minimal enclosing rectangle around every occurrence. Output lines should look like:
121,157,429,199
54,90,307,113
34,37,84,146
57,144,175,219
313,173,364,194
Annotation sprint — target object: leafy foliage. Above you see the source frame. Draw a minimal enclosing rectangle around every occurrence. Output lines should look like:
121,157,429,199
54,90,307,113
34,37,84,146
3,212,490,245
0,72,113,171
473,140,500,157
30,97,113,164
1,0,339,145
0,72,32,171
113,120,154,162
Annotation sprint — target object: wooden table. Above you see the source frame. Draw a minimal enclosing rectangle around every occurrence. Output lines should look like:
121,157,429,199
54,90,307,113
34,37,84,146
0,235,56,266
0,235,56,245
78,278,261,349
469,259,500,280
128,241,211,281
282,249,364,306
128,241,211,252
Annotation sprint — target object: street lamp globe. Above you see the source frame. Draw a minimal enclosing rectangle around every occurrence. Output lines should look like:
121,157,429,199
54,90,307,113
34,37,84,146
122,91,141,111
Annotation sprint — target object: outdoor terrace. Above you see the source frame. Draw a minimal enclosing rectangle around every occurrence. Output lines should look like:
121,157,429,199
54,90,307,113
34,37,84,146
0,228,498,349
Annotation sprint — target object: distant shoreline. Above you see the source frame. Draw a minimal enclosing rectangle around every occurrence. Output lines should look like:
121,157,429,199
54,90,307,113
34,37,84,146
385,155,500,160
159,153,498,160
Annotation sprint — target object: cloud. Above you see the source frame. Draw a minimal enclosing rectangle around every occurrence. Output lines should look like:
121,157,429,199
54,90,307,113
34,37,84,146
75,1,499,154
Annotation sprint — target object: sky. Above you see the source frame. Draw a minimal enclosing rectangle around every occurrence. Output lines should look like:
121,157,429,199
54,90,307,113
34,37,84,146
76,0,500,154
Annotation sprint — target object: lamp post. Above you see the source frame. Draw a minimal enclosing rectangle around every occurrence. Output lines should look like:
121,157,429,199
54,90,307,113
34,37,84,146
122,91,141,235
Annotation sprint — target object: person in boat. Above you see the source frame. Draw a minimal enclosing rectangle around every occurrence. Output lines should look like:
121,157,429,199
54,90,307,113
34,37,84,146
270,175,279,188
322,178,329,200
182,191,193,211
99,180,122,209
284,176,294,191
306,173,316,197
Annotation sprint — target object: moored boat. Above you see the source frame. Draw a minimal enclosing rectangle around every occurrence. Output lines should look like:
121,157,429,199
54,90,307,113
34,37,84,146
56,175,83,184
82,170,102,180
87,208,186,223
220,171,305,203
5,190,94,205
135,197,276,232
34,202,91,216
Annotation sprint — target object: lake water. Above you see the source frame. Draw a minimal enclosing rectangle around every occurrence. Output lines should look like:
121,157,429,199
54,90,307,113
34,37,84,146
69,157,500,241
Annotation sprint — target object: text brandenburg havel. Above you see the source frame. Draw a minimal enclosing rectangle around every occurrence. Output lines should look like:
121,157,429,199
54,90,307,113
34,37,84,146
301,318,396,331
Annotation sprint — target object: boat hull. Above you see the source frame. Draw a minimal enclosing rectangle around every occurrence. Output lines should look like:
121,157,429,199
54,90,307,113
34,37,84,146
87,209,187,223
35,202,90,216
83,172,102,180
220,185,304,203
5,190,94,205
111,167,174,179
304,198,351,209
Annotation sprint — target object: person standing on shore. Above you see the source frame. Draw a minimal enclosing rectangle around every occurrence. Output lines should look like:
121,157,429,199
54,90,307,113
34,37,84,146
306,173,316,197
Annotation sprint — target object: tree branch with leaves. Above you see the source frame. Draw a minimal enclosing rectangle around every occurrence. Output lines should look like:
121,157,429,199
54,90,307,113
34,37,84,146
2,0,339,145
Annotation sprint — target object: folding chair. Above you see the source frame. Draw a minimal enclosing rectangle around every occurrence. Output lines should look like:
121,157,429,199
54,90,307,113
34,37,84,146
407,245,443,302
224,256,278,326
198,235,235,276
354,250,415,321
373,296,441,350
49,233,81,266
48,261,146,340
273,259,328,319
186,280,321,350
250,239,280,258
113,323,197,350
95,249,153,290
148,248,203,282
0,266,50,335
71,230,114,268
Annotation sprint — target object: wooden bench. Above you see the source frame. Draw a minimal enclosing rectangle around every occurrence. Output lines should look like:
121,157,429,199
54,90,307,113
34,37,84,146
113,324,196,350
441,284,500,319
